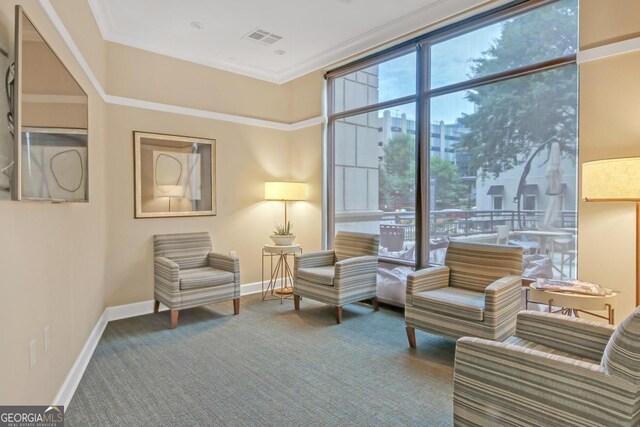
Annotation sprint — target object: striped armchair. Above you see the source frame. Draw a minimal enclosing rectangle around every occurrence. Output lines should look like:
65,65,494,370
454,308,640,426
405,242,523,347
153,232,240,328
293,231,379,324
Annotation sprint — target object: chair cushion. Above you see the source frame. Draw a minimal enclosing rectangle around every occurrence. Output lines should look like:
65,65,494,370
413,287,484,321
601,305,640,385
296,266,335,286
504,336,599,365
179,267,234,290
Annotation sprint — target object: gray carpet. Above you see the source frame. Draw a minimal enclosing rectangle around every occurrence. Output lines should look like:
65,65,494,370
66,294,456,426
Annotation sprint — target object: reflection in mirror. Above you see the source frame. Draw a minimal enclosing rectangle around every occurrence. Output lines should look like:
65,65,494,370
0,20,10,197
12,7,88,201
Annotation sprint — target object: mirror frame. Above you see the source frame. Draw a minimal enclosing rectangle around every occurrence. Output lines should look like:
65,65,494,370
11,6,89,202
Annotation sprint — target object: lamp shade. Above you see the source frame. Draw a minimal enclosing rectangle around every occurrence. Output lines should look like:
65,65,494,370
265,182,306,201
156,184,185,198
582,157,640,202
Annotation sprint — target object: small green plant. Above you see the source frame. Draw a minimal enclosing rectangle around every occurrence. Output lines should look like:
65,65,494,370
273,221,293,235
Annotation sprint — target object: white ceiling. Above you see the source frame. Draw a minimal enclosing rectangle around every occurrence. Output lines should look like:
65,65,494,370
88,0,495,84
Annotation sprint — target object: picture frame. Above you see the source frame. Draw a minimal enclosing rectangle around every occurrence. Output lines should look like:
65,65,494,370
133,131,216,218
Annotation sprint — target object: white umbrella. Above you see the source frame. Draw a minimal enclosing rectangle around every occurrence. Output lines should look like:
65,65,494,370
543,141,563,227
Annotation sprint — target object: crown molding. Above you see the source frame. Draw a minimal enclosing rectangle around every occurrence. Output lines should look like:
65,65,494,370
577,36,640,64
38,0,324,131
87,0,495,84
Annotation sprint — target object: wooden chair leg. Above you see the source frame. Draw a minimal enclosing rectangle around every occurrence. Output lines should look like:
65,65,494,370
170,309,179,329
372,297,379,312
335,306,343,324
233,298,240,315
406,326,416,348
294,294,300,310
153,300,160,313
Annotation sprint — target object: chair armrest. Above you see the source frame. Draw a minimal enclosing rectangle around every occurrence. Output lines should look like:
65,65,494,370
406,265,450,298
294,250,335,270
154,256,180,292
454,337,638,426
208,252,240,285
483,275,521,326
334,255,378,289
515,310,615,361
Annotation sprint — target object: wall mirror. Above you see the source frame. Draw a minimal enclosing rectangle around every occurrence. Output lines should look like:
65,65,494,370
11,6,88,202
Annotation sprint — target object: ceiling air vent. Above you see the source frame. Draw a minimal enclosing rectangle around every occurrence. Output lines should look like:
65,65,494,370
244,29,283,46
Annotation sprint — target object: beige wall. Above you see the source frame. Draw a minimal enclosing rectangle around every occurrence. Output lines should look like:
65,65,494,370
103,105,293,306
578,0,640,321
0,0,107,405
106,43,293,123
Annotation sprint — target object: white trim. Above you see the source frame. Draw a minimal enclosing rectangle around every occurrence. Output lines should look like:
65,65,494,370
53,311,107,408
52,280,272,408
38,0,106,100
37,0,324,132
577,36,640,64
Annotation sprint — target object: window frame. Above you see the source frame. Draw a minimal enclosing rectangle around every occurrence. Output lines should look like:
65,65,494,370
326,0,577,270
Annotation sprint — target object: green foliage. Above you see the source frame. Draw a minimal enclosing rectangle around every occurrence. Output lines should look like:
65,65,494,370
379,133,416,209
273,221,293,235
430,157,468,210
457,0,578,179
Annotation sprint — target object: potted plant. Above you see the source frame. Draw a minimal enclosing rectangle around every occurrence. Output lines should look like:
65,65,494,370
270,221,295,246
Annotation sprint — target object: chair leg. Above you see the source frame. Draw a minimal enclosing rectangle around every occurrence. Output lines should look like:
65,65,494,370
153,300,160,313
372,297,379,311
170,310,179,329
406,326,416,348
294,294,300,310
233,298,240,315
335,306,343,324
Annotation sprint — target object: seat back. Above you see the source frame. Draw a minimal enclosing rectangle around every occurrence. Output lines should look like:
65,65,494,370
445,241,523,292
153,232,211,269
334,231,379,262
602,306,640,385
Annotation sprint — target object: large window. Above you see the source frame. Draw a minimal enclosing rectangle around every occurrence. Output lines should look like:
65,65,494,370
327,0,578,280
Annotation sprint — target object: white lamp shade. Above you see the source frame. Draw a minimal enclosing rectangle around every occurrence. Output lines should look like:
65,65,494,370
157,184,185,198
582,157,640,202
265,182,306,201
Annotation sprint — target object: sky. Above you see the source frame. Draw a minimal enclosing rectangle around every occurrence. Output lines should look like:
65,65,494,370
377,21,503,123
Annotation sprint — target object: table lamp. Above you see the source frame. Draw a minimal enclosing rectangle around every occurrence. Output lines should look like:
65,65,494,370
264,181,306,225
582,157,640,305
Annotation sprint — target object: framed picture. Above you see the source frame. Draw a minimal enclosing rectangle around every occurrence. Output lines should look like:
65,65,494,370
133,131,216,218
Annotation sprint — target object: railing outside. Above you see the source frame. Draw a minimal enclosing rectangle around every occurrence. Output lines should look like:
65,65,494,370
380,209,578,241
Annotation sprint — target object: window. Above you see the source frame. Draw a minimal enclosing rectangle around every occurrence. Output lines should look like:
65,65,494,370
327,0,578,279
329,50,417,264
524,195,536,211
493,195,503,211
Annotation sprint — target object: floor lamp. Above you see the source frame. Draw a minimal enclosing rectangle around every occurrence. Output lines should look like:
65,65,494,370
264,181,307,225
582,157,640,306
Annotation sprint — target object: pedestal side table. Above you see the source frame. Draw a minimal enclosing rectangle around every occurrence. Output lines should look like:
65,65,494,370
262,244,302,303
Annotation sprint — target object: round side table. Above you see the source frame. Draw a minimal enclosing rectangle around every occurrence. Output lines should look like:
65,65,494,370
525,287,618,325
262,244,302,303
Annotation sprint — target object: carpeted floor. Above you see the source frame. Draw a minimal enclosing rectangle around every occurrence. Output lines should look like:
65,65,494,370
66,293,456,426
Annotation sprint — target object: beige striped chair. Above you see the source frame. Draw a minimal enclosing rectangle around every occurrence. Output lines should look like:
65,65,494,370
293,231,379,324
153,232,240,328
405,242,523,347
454,308,640,426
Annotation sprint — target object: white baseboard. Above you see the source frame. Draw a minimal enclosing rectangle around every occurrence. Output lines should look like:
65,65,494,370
53,311,108,408
53,280,274,408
